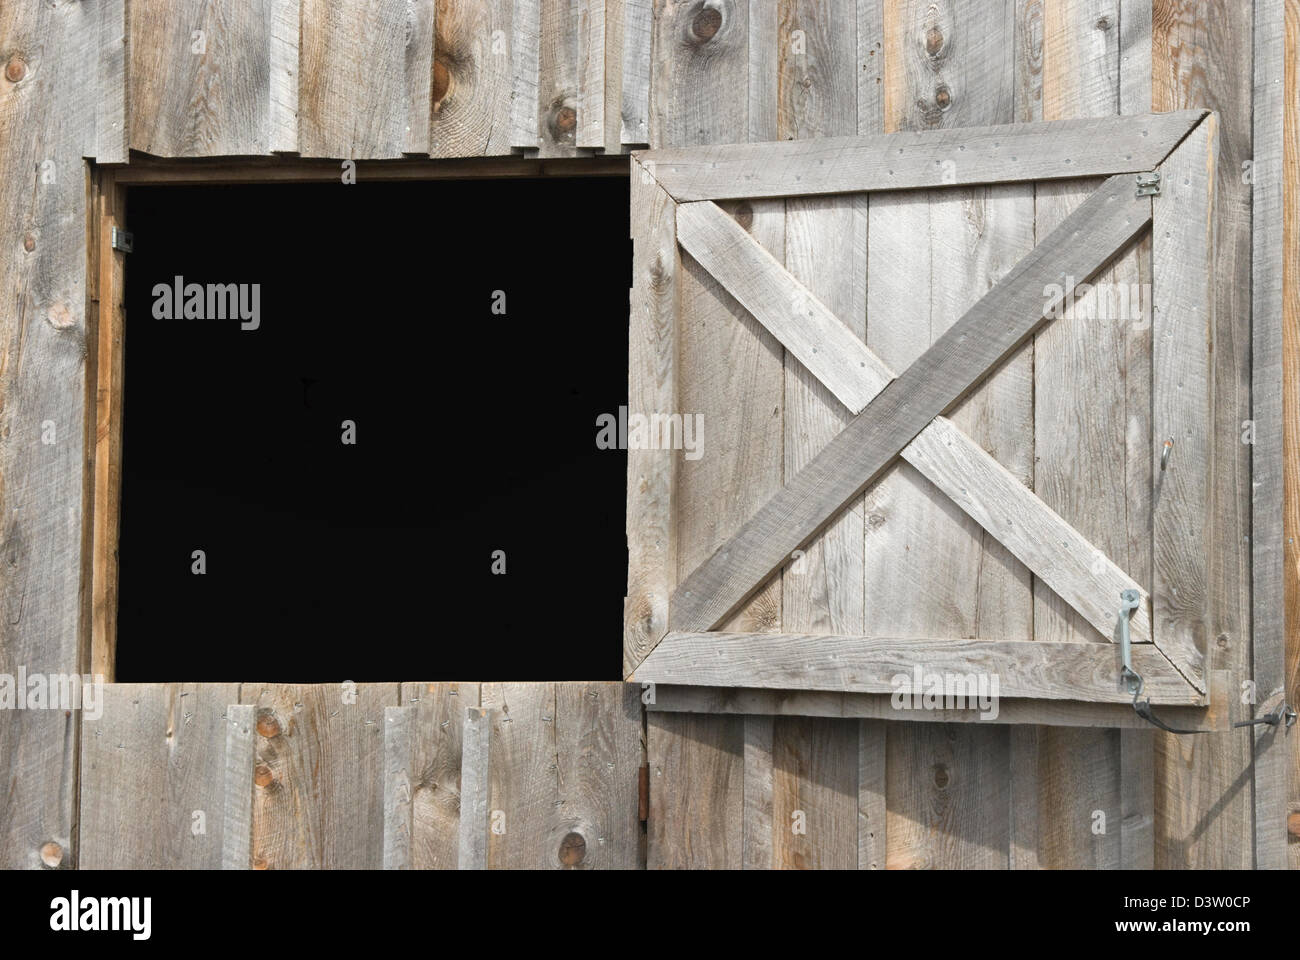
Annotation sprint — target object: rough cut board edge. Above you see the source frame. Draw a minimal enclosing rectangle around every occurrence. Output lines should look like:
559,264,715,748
635,110,1209,201
632,633,1204,706
646,670,1232,731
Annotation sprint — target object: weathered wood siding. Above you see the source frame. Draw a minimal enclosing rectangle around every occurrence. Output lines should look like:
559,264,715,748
0,1,1290,868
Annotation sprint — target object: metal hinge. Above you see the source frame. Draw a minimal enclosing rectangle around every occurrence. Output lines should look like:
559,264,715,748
1136,172,1161,197
111,227,133,253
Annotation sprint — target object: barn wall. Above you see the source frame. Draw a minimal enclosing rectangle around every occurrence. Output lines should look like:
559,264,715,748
0,0,1293,868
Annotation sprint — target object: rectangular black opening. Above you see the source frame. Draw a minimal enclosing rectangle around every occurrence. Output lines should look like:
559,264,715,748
116,175,629,681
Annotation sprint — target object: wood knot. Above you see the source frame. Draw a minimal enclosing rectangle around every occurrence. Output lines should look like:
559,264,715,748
932,763,950,788
255,710,282,738
558,831,587,866
46,302,75,330
732,202,753,231
548,100,577,143
432,59,451,107
4,57,26,83
254,764,274,787
934,84,952,109
925,26,944,56
40,841,63,868
251,856,269,870
692,6,722,41
23,234,35,253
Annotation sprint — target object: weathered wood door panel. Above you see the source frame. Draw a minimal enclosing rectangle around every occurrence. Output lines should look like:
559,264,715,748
629,111,1216,718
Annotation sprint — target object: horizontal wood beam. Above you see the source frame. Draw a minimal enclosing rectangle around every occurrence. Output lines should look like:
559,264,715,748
669,176,1153,638
638,110,1207,201
634,632,1203,705
646,670,1231,729
676,198,1154,646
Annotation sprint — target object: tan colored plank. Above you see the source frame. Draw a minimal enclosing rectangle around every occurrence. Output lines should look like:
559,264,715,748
647,712,745,868
241,683,399,869
776,0,858,140
429,0,513,157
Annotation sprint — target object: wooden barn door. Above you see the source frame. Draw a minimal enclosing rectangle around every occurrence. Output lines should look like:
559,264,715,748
626,110,1218,868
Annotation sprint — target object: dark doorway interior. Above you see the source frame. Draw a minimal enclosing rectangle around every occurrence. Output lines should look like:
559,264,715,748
116,175,629,680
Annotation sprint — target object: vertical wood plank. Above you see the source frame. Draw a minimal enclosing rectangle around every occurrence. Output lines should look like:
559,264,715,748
1249,0,1296,871
457,705,490,870
404,0,436,154
403,681,480,869
1014,0,1044,121
603,0,628,152
647,711,744,868
130,0,292,156
885,722,1010,869
620,0,653,144
1008,726,1040,868
510,0,542,148
242,683,398,869
676,198,784,636
624,163,678,676
536,0,582,155
430,0,514,157
1151,115,1215,690
80,684,243,868
298,0,413,158
742,715,774,868
748,0,778,142
857,0,885,133
650,0,749,147
480,683,641,869
221,704,255,870
578,0,608,147
382,705,414,869
1151,0,1254,872
1120,729,1155,868
95,0,128,163
772,717,858,868
777,0,858,141
882,0,1016,132
0,0,97,868
858,719,886,869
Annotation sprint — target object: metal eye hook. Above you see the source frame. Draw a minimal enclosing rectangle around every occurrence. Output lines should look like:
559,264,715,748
1160,439,1173,471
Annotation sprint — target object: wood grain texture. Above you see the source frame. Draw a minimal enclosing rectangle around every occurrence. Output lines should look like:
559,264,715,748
742,714,774,868
241,683,398,869
647,710,744,868
95,0,128,163
649,670,1233,730
457,705,490,869
1152,0,1254,871
577,0,607,148
430,0,513,157
619,0,653,144
403,681,479,869
89,174,126,683
80,684,243,868
1151,115,1215,693
638,110,1205,200
649,0,750,148
883,0,1015,133
776,0,858,140
536,0,582,155
770,716,858,868
1249,0,1296,871
129,0,296,157
670,177,1152,636
221,704,256,870
858,0,885,133
298,0,415,158
635,632,1202,703
0,0,96,869
510,0,542,148
480,683,641,869
885,721,1010,869
675,198,785,635
624,163,679,675
382,705,414,869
